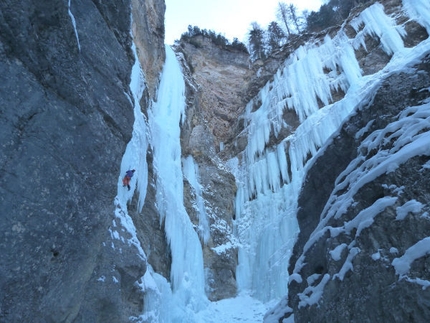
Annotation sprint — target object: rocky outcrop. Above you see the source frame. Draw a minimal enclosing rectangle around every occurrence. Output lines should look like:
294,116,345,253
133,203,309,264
175,36,254,156
0,0,165,321
131,0,166,100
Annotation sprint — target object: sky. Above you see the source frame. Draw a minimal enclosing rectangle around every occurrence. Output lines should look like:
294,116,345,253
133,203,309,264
165,0,324,44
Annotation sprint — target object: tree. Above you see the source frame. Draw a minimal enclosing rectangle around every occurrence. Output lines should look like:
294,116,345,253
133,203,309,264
277,2,291,36
267,21,285,51
288,4,301,33
193,25,201,36
248,22,265,60
330,0,357,20
302,10,310,30
231,38,249,53
306,4,337,32
180,25,248,53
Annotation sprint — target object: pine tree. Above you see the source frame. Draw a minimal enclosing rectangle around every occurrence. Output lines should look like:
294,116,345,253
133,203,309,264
288,4,301,33
277,2,291,36
306,4,337,32
267,21,285,51
248,22,265,60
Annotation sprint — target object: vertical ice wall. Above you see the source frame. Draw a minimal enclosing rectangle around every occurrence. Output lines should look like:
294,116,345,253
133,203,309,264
234,2,412,303
112,41,208,321
141,45,208,322
110,39,151,318
112,41,148,260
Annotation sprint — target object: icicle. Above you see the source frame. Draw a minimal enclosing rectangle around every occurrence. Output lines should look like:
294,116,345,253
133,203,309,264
403,0,430,33
351,2,405,56
67,0,81,52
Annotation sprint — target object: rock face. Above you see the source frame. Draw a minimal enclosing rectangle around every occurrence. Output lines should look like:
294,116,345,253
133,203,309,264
0,0,165,321
175,36,254,155
283,59,430,323
131,0,166,100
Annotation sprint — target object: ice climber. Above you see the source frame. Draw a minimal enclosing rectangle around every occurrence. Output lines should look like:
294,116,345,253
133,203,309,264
122,169,135,191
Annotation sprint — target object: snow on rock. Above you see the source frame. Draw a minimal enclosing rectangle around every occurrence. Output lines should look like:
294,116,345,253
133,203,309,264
421,160,430,170
392,237,430,277
371,251,381,261
292,99,430,281
395,199,424,220
343,196,398,236
333,246,360,281
297,274,331,308
405,277,430,290
320,103,430,228
329,243,348,261
391,237,430,290
264,297,294,323
390,247,399,255
211,241,234,255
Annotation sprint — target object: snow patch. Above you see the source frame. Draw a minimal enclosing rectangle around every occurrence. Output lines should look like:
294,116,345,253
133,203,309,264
211,242,234,255
421,160,430,171
392,237,430,276
298,274,331,308
344,196,398,236
395,199,424,220
371,251,381,260
390,247,399,254
329,243,348,261
333,246,360,281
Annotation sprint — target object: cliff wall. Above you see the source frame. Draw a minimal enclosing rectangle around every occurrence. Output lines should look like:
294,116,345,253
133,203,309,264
0,0,165,321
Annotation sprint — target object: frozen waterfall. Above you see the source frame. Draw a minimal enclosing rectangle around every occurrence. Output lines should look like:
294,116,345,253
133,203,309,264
140,46,209,322
112,1,430,322
234,0,428,305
